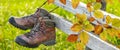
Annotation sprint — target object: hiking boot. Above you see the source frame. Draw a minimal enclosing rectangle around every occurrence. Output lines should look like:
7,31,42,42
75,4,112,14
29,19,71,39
15,17,56,48
9,8,50,30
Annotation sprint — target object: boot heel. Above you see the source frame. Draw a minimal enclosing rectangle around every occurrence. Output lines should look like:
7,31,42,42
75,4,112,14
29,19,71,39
43,40,56,46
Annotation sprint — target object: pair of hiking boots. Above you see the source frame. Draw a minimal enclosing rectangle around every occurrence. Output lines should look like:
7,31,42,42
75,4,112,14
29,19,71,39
9,8,56,48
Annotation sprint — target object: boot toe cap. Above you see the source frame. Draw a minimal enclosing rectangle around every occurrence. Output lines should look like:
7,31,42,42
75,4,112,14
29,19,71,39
9,17,28,30
15,36,39,48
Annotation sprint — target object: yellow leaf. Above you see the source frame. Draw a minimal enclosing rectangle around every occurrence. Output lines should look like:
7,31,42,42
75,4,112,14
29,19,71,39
93,2,102,10
100,30,107,41
67,34,78,43
71,23,83,32
76,13,87,23
47,0,54,4
94,10,104,19
80,31,89,45
72,0,80,9
60,0,66,5
106,28,118,37
76,42,85,50
112,18,120,29
106,0,113,4
106,15,112,24
84,24,94,32
94,25,103,35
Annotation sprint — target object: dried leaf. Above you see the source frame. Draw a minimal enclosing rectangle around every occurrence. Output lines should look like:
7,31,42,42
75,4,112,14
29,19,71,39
72,0,80,9
71,23,83,32
47,0,54,4
94,25,103,35
80,31,89,45
87,3,92,7
96,0,102,2
89,17,95,22
94,10,104,19
103,24,111,28
84,24,94,32
87,6,94,12
67,34,78,42
76,13,87,23
76,42,85,50
60,0,66,5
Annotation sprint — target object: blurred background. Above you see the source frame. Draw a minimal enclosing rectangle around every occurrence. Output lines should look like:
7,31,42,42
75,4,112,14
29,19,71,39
0,0,120,50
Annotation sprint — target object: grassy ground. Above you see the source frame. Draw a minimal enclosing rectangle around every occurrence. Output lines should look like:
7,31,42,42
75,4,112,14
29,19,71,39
0,0,120,50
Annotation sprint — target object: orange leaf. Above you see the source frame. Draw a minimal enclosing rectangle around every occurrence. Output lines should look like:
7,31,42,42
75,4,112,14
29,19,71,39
96,0,101,2
103,24,111,28
88,17,95,22
94,25,103,35
60,0,66,5
87,6,94,12
67,34,78,43
71,23,83,32
72,0,80,9
87,3,92,7
47,0,54,4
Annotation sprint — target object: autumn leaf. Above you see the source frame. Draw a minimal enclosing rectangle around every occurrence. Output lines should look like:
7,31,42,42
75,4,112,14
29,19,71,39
60,0,66,5
93,2,102,10
103,24,111,28
47,0,54,4
76,13,87,23
106,28,118,37
71,23,83,32
94,25,103,35
106,0,113,4
94,10,104,19
72,0,80,9
112,18,120,29
80,31,89,45
100,30,107,41
76,42,85,50
88,17,95,22
84,24,94,32
106,15,112,24
87,6,94,12
87,3,92,7
67,34,78,42
96,0,102,2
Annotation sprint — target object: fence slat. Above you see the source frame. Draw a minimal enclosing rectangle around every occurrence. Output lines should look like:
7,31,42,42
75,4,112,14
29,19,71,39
51,13,119,50
52,0,120,50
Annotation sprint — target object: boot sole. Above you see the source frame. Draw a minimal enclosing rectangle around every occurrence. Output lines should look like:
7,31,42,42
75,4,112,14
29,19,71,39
43,40,56,46
9,17,29,30
15,36,56,48
15,36,39,48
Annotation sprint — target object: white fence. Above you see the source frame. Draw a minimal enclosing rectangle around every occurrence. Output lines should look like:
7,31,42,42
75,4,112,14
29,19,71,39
50,0,120,50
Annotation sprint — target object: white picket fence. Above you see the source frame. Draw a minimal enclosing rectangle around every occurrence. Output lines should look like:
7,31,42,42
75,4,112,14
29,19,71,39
50,0,120,50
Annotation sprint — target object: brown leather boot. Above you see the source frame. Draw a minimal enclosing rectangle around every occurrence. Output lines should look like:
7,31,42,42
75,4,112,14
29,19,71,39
9,8,50,30
15,17,56,48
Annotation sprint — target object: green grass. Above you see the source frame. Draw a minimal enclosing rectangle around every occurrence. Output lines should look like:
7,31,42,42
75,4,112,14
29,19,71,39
0,0,120,50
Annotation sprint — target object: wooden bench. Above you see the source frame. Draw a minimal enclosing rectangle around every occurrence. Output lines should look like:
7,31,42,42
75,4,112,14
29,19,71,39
50,0,120,50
